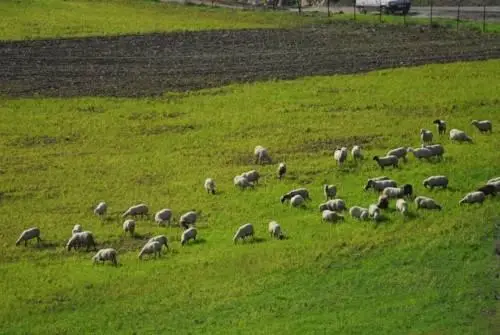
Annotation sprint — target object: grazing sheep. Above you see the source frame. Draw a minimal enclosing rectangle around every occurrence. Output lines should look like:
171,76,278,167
433,119,447,135
268,221,284,239
148,235,169,250
138,241,162,259
364,179,398,192
368,204,382,221
471,120,492,133
290,194,305,208
241,170,260,184
277,163,287,180
233,223,254,243
179,211,197,229
487,181,500,192
234,175,254,190
181,227,198,245
319,199,346,212
414,196,442,210
396,198,409,216
204,178,216,194
67,231,97,251
15,227,41,246
449,129,473,143
321,210,345,223
420,129,433,144
323,184,337,200
351,145,363,161
373,155,399,170
487,177,500,184
254,146,272,165
382,184,413,199
459,191,486,205
280,188,310,203
93,201,107,217
423,176,449,189
92,248,118,266
386,147,408,162
123,219,136,236
154,208,173,226
407,147,433,160
422,144,445,159
122,203,149,218
334,147,348,166
72,224,83,235
377,194,389,209
349,206,369,221
476,184,496,197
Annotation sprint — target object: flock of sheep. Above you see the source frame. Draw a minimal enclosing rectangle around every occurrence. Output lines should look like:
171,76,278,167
14,118,497,266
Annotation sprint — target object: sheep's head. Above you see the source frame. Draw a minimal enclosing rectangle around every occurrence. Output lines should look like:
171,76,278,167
471,120,478,126
364,180,373,191
373,156,379,161
403,184,413,196
280,195,287,204
319,204,328,212
432,119,441,125
423,180,429,188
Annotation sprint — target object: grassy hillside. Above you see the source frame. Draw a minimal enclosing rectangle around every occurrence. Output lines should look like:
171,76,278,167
0,60,499,334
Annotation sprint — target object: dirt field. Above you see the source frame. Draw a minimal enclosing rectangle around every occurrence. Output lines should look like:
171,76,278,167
1,22,499,97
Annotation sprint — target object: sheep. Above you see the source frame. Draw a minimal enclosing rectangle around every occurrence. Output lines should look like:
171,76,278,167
268,221,284,239
351,145,363,161
449,129,473,143
433,119,447,135
204,178,216,194
148,235,169,250
154,208,172,226
476,184,496,197
138,241,162,259
414,196,442,210
368,204,382,221
376,194,389,209
370,176,391,181
407,147,433,160
471,120,492,133
277,163,286,180
422,144,445,159
72,224,83,235
487,177,500,184
123,219,136,236
93,201,107,217
364,179,398,192
241,170,260,185
254,145,272,164
321,210,345,223
386,147,408,162
181,227,198,245
420,128,433,144
323,184,337,200
290,194,305,208
373,155,399,170
382,184,413,199
349,206,369,221
319,199,346,212
423,176,449,189
122,203,149,218
92,248,118,266
487,181,500,192
15,227,41,246
459,191,486,205
234,175,254,190
334,147,348,166
67,231,97,251
233,223,254,243
396,198,409,216
280,188,310,203
179,211,197,229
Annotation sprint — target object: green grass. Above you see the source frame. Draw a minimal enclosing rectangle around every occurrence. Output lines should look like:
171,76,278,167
0,60,499,334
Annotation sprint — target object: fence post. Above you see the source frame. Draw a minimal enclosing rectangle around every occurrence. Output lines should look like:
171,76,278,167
430,0,433,26
298,0,302,15
379,3,382,23
353,0,356,20
483,1,486,32
456,0,461,31
327,0,330,17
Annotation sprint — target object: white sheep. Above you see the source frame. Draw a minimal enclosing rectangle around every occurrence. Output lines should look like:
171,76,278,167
15,227,41,246
241,170,260,184
179,211,197,229
319,199,346,212
422,144,445,159
487,181,500,192
204,178,216,194
449,129,473,143
154,209,172,226
373,155,399,170
471,120,492,133
181,227,197,245
386,147,408,162
268,221,284,239
254,146,272,164
67,231,97,251
420,128,433,144
414,196,442,210
334,147,348,166
487,177,500,184
122,203,149,218
280,188,310,203
290,194,306,208
321,210,344,223
277,163,286,180
349,206,369,221
123,219,136,236
72,224,83,235
459,191,486,205
93,201,107,217
407,147,433,160
364,179,398,192
148,235,169,250
323,184,337,200
382,184,413,199
138,241,162,259
368,204,382,221
234,175,254,190
233,223,254,243
92,248,118,266
370,176,391,181
396,199,409,216
423,176,448,189
433,119,447,135
351,145,363,161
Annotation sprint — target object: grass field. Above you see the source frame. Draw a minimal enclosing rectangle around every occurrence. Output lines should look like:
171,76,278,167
0,60,499,334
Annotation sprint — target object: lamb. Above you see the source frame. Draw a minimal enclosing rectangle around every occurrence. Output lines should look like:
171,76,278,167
290,194,305,208
407,147,433,160
376,194,389,209
72,224,83,235
433,119,447,135
234,175,254,190
15,227,41,246
396,198,409,216
334,147,348,166
138,241,162,259
364,179,398,192
349,206,369,221
154,208,172,226
67,231,97,251
123,219,136,236
386,147,408,162
323,184,337,200
351,145,363,161
476,184,496,197
414,196,442,210
420,128,433,144
280,188,310,203
204,178,216,194
319,199,346,212
148,235,169,250
241,170,260,184
93,201,107,217
92,248,118,266
233,223,254,243
449,129,473,143
373,155,399,170
122,203,149,218
254,145,272,164
179,211,197,229
471,120,492,133
368,204,382,221
321,210,345,223
423,176,449,189
459,191,486,205
422,144,445,159
382,184,413,199
181,227,198,245
268,221,284,239
277,163,287,180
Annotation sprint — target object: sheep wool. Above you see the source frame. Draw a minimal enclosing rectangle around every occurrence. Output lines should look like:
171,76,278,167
373,155,399,170
433,119,447,135
233,223,254,243
420,128,433,144
334,147,348,166
459,191,486,205
268,221,284,239
254,146,272,165
181,227,198,245
204,178,216,194
407,147,433,160
422,144,445,158
15,227,41,246
123,219,136,236
277,163,287,180
319,199,346,212
72,224,83,235
67,231,97,251
241,170,260,184
414,196,442,210
364,179,398,192
323,184,337,200
138,241,163,259
351,145,363,161
349,206,369,220
471,120,492,133
423,176,449,189
154,209,173,226
179,211,197,229
234,175,254,190
290,194,305,208
382,184,413,199
94,201,107,217
92,248,118,266
449,129,473,143
386,147,408,162
368,204,382,221
280,188,310,203
122,203,149,218
476,184,496,197
148,235,169,250
321,210,344,223
396,199,409,216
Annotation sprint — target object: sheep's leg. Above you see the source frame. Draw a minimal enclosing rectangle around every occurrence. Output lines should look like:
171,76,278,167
24,240,28,247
